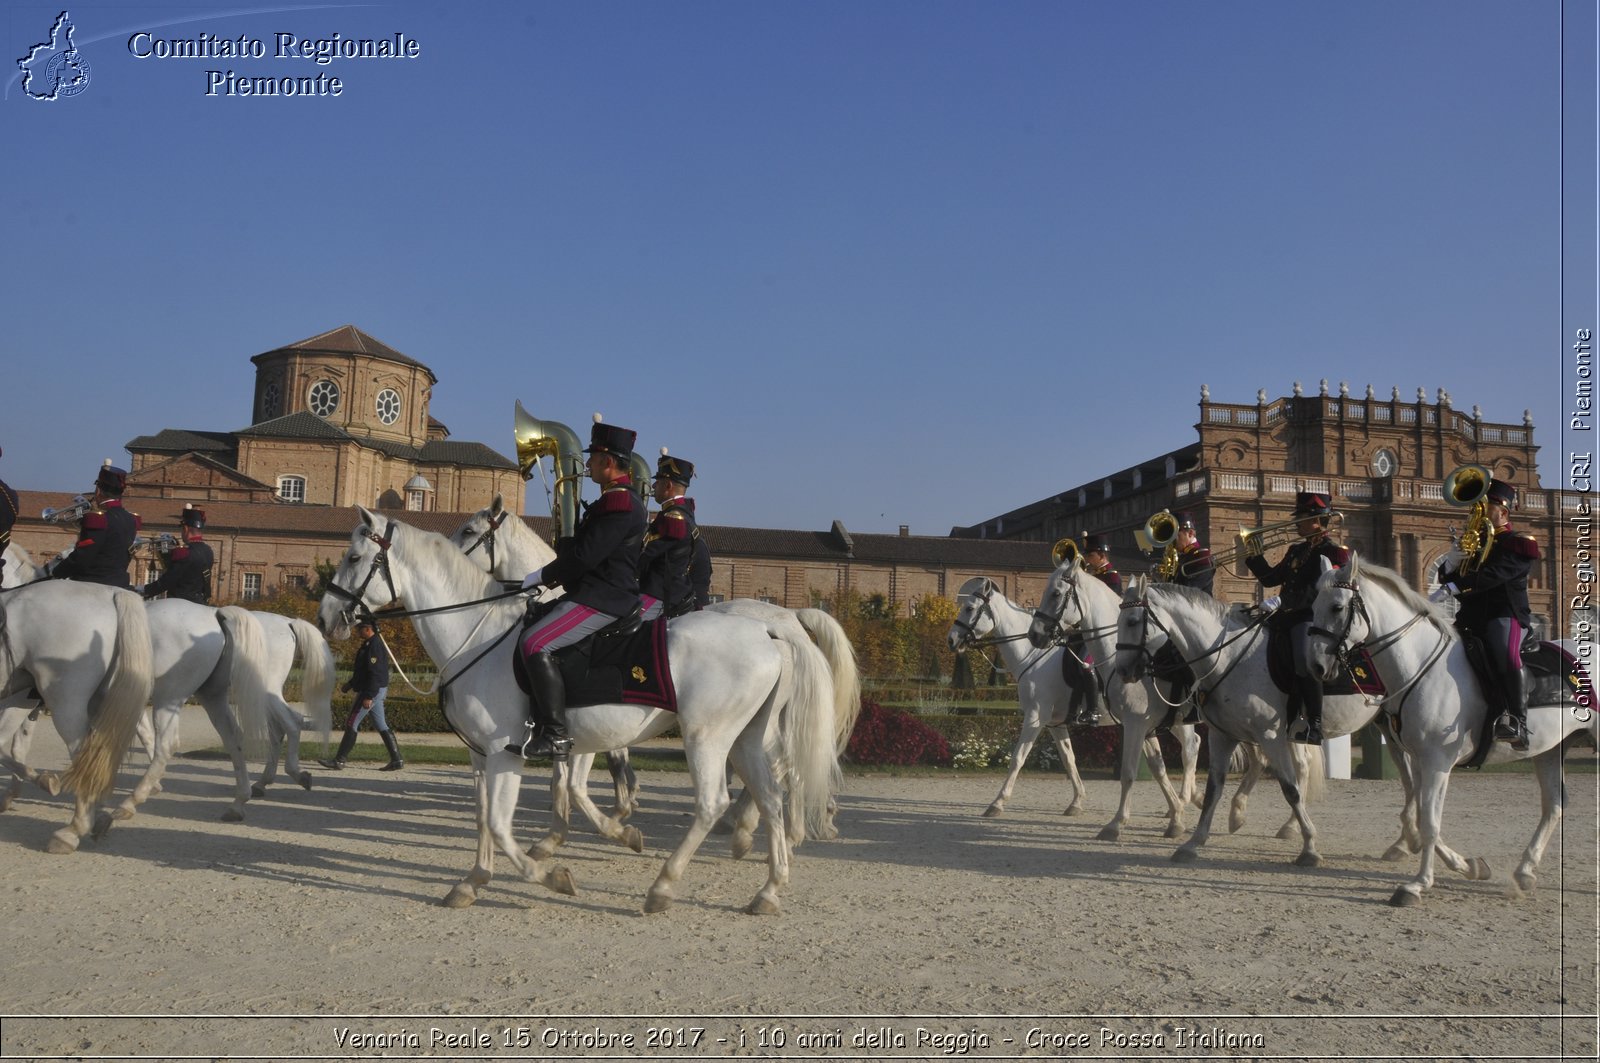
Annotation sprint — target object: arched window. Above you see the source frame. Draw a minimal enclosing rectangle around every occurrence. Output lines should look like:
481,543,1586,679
277,475,306,503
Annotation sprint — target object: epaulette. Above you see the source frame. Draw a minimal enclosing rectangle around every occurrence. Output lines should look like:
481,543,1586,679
595,489,635,514
82,512,108,530
653,511,688,539
170,547,190,561
1505,532,1541,559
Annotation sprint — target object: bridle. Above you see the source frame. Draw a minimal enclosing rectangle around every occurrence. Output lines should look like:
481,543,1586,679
1030,570,1117,649
950,579,1050,678
1115,585,1265,707
459,510,508,574
323,521,399,627
1306,573,1451,709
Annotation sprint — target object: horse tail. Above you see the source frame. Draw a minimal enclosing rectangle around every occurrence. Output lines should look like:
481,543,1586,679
1290,742,1325,803
770,623,841,842
217,606,274,758
60,590,153,804
286,616,335,746
793,607,862,753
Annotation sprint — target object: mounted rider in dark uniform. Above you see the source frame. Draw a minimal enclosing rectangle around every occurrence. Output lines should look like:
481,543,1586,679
638,451,700,620
508,419,647,760
51,461,139,589
1437,478,1540,751
141,504,215,605
1064,531,1121,727
1244,491,1349,745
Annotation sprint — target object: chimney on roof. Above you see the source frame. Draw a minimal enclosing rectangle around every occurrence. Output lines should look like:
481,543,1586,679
830,519,854,557
899,525,909,537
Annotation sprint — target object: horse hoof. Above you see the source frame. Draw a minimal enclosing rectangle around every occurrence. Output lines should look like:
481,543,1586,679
46,829,80,854
981,804,1003,818
1275,822,1298,841
1514,871,1536,893
545,867,577,897
623,827,644,854
1096,825,1121,843
529,842,557,861
37,773,61,797
710,817,734,835
250,784,267,799
1063,803,1085,817
440,885,477,908
1228,813,1246,834
730,832,753,861
745,896,781,916
1164,822,1185,839
298,772,313,791
1389,887,1421,907
1381,844,1411,862
221,809,245,823
1171,847,1199,864
0,794,12,813
1470,858,1493,882
1294,852,1322,868
112,805,136,821
643,891,673,914
91,812,114,840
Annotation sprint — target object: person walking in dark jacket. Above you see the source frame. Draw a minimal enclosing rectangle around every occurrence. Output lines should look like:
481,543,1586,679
320,618,403,771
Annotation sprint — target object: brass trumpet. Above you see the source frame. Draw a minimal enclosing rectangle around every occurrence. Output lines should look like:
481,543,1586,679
1209,512,1344,578
41,495,92,524
1444,464,1495,573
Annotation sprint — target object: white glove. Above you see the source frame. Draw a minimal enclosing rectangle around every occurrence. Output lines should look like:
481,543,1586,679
1260,595,1281,611
132,584,145,594
520,567,545,591
1427,586,1452,605
1442,582,1459,597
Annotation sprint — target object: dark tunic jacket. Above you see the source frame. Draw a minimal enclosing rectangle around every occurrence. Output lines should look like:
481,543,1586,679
0,479,17,575
345,632,391,699
690,535,712,610
51,499,139,589
541,478,647,617
638,497,697,616
1245,535,1350,616
143,539,214,605
1445,528,1540,630
1173,542,1215,596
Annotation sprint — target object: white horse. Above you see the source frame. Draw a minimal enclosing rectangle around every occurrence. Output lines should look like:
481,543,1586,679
1113,576,1335,866
246,611,336,798
0,547,50,809
450,494,862,856
1027,563,1316,842
0,581,153,852
1308,553,1600,905
115,600,275,823
318,507,840,914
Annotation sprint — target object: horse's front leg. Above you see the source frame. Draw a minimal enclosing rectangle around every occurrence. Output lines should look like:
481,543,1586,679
1392,753,1454,906
1512,750,1568,893
984,712,1045,817
1099,713,1162,842
1052,725,1087,816
1378,717,1422,860
444,762,495,908
1173,730,1240,863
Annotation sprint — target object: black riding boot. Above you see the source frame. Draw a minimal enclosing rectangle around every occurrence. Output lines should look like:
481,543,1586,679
1294,674,1324,746
378,729,405,771
507,651,571,759
319,728,358,769
1494,667,1530,751
1074,680,1105,727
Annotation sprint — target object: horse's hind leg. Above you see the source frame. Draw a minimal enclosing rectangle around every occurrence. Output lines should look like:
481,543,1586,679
48,793,104,854
607,747,640,819
1512,751,1567,893
724,790,761,860
727,731,788,916
115,704,182,821
985,716,1044,817
645,737,743,914
1229,748,1263,834
1177,723,1202,808
529,754,642,859
1174,732,1240,863
253,715,284,799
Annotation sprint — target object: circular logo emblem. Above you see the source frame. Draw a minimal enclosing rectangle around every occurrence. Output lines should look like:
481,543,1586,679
45,50,91,98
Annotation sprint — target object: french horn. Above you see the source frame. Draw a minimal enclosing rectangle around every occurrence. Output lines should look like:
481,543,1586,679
1444,464,1495,573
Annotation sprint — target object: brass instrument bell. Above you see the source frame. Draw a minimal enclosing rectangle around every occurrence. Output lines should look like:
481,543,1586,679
1444,464,1495,572
1050,537,1082,569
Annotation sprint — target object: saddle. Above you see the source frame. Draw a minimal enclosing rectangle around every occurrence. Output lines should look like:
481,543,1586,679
1265,612,1385,700
513,604,678,713
1524,640,1597,715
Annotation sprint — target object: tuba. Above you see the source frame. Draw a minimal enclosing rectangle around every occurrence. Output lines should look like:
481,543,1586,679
1135,509,1181,581
513,401,584,540
1050,537,1082,569
1444,464,1495,573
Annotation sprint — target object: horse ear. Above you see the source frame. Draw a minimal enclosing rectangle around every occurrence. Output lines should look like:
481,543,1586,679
490,493,504,517
1320,555,1335,577
356,504,381,532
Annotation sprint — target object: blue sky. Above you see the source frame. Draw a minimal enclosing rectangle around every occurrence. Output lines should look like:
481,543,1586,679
4,1,1595,534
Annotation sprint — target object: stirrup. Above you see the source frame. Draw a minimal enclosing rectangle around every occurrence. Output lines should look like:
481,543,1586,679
1495,714,1528,750
1294,724,1323,746
505,721,571,760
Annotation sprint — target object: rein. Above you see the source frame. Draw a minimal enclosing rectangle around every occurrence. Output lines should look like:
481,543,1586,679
1118,593,1266,709
951,580,1053,680
459,510,508,574
1309,578,1453,712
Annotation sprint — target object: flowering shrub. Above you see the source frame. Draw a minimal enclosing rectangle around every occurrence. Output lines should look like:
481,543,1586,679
845,699,952,766
950,730,1007,770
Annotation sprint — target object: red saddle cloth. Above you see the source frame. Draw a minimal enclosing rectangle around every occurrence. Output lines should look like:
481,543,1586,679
513,616,678,713
1265,620,1385,698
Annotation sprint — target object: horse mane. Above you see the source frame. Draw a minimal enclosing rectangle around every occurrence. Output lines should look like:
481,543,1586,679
1350,557,1456,632
1149,580,1233,622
